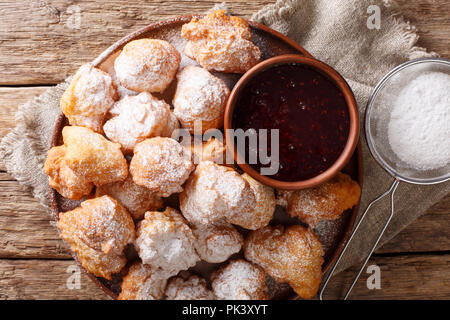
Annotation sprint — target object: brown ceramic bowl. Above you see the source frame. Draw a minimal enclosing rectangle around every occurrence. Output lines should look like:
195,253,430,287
225,54,360,190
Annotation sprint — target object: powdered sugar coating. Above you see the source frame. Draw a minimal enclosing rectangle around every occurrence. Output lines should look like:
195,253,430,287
173,65,230,133
103,92,178,153
165,273,215,300
181,10,261,73
277,173,361,227
229,173,276,230
60,64,118,133
118,262,167,300
44,145,94,200
135,207,199,277
62,126,128,186
244,225,324,299
114,39,181,93
96,174,163,221
211,259,269,300
130,137,194,197
57,195,135,279
179,161,255,226
193,220,243,263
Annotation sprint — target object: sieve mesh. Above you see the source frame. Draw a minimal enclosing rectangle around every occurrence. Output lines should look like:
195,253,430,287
365,58,450,184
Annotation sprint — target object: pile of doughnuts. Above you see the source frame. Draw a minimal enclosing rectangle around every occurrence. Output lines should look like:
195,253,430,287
44,10,361,300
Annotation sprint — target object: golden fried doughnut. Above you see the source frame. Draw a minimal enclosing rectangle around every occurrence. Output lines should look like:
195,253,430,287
95,174,163,221
44,145,93,200
57,195,135,279
165,273,215,300
60,64,118,133
181,10,261,73
114,39,181,93
103,92,178,153
179,161,255,226
278,172,361,227
193,220,243,263
135,207,199,277
62,126,128,186
118,262,167,300
244,225,324,299
130,137,194,197
183,137,227,165
211,259,269,300
227,173,276,230
173,66,230,133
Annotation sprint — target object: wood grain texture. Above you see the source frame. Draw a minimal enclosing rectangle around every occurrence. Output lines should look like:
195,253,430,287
1,254,448,299
0,0,449,85
322,254,450,300
0,259,109,299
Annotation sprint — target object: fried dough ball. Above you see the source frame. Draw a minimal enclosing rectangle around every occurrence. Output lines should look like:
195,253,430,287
181,10,261,73
135,207,199,277
227,173,276,230
211,259,269,300
95,174,163,221
114,39,181,93
173,66,230,133
130,137,194,197
118,262,167,300
193,220,243,263
57,196,135,279
103,92,179,153
244,225,324,299
179,161,255,226
165,273,215,300
277,172,361,227
183,137,227,165
44,145,94,200
62,126,128,186
60,64,118,133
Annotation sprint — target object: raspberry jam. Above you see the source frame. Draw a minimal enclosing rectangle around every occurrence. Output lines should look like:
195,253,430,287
232,64,350,182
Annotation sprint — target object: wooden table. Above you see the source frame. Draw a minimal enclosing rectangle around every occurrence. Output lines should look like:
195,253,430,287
0,0,448,300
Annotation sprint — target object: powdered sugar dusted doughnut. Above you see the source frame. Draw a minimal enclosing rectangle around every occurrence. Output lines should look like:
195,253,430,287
181,10,261,73
244,225,324,299
57,195,135,280
228,173,276,230
60,64,118,133
277,172,361,227
114,39,180,93
45,145,94,200
165,273,215,300
62,126,128,186
173,65,230,133
130,137,194,197
193,220,243,263
96,174,163,221
182,137,227,165
179,161,255,226
118,262,167,300
135,207,199,277
103,92,179,153
211,259,269,300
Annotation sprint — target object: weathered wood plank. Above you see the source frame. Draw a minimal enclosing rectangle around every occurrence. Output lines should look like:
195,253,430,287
0,259,109,299
0,173,70,259
377,196,450,254
322,254,450,300
0,0,449,85
0,254,448,299
0,0,273,85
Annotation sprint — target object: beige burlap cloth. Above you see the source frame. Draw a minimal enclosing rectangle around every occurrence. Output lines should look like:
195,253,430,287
1,0,448,275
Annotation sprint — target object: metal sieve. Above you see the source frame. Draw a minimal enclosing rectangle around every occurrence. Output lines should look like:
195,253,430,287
320,58,450,299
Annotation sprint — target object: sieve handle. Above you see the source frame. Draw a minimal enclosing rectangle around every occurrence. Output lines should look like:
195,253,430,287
319,179,400,300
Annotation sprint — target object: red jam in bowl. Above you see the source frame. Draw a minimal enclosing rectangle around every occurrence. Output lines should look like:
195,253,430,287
232,64,350,182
